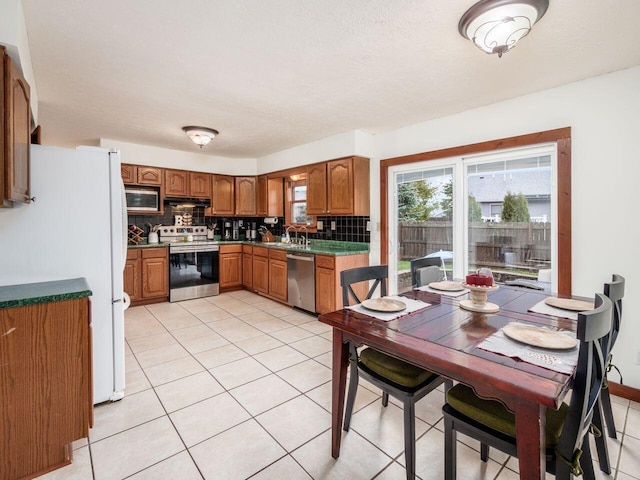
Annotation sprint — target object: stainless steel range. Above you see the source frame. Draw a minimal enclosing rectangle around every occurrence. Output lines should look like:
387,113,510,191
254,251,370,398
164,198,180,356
159,226,219,302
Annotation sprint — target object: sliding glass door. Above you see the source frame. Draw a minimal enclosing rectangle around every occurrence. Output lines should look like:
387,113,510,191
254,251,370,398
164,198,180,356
388,144,557,294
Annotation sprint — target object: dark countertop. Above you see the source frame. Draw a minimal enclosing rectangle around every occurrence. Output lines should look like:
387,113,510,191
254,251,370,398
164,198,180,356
129,239,369,256
0,278,92,308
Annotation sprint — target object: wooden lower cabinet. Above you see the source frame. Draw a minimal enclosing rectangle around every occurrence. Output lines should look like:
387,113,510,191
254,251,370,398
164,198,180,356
252,246,269,294
0,294,92,480
220,244,243,291
124,249,142,302
268,249,288,302
242,245,253,289
315,253,369,314
124,247,168,306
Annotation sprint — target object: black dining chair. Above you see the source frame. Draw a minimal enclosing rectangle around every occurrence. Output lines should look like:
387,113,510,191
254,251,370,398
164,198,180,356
409,256,442,287
442,292,612,480
340,265,452,480
592,273,625,474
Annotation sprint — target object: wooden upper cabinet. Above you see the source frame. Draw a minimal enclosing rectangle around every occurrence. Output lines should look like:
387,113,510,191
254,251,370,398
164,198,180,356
121,164,136,184
208,174,234,215
164,169,188,197
189,172,211,198
137,166,162,186
256,175,267,216
235,176,256,215
257,175,284,217
307,157,369,216
306,163,327,215
2,47,31,205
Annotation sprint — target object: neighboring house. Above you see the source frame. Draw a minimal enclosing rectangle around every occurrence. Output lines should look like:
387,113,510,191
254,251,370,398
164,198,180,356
467,168,551,222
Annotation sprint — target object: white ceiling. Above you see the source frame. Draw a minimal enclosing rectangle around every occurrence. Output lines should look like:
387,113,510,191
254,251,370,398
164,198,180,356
21,0,640,158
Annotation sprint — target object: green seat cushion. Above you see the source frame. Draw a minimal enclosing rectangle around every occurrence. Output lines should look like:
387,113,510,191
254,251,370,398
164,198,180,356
359,348,437,388
447,383,569,447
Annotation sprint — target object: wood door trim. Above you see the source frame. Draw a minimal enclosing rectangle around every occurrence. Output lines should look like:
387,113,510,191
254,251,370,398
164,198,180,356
380,127,572,295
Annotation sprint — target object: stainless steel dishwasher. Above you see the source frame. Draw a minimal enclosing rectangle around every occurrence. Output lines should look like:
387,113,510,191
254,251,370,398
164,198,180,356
287,251,315,313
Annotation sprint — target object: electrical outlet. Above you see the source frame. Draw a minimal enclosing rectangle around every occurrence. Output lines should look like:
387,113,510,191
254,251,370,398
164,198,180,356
636,349,640,365
317,220,323,230
366,221,371,232
331,221,336,231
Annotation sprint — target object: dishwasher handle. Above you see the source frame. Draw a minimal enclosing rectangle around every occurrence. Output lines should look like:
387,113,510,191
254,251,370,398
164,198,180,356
286,253,315,262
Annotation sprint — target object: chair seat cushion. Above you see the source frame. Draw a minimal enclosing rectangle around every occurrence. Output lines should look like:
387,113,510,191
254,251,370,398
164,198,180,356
360,348,437,388
446,384,569,447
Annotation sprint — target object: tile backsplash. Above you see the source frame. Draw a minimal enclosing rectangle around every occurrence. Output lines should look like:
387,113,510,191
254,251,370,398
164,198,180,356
128,208,370,243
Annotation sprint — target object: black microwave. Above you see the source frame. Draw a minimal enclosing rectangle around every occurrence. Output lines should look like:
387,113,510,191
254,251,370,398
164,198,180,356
125,187,160,212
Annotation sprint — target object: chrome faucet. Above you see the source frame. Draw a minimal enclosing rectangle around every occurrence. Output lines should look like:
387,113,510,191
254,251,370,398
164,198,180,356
285,225,297,243
298,226,308,246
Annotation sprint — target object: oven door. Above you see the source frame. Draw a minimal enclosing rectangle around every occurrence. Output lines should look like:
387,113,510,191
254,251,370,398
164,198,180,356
169,244,219,302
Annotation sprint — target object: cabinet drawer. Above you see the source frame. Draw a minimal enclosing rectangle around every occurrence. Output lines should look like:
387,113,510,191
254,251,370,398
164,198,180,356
220,244,243,254
127,249,141,261
269,249,287,262
315,255,334,269
253,246,269,257
242,244,253,254
141,247,167,259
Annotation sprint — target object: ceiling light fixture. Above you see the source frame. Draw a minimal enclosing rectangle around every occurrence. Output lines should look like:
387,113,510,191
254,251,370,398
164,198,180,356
458,0,549,58
182,126,219,148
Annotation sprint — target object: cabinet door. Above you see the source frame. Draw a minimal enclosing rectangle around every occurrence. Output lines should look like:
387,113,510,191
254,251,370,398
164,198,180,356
306,163,327,215
142,253,168,298
243,253,253,289
269,259,288,302
189,172,211,198
164,169,188,197
235,176,256,215
123,258,142,302
326,158,353,214
211,175,235,214
267,178,284,217
315,267,335,314
121,164,136,184
137,166,163,186
220,252,242,289
256,175,267,216
252,255,269,294
4,52,31,204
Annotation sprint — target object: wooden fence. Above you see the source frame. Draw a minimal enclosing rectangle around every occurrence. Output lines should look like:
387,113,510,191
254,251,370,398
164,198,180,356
399,221,551,269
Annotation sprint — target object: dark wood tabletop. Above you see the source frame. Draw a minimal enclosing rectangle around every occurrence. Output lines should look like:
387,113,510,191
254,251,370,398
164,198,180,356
319,286,578,480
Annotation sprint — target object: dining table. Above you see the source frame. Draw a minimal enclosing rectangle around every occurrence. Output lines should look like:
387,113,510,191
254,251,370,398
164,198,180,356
318,285,582,480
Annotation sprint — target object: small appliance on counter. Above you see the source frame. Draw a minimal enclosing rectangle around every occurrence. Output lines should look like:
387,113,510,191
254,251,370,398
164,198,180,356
232,220,239,240
224,221,231,240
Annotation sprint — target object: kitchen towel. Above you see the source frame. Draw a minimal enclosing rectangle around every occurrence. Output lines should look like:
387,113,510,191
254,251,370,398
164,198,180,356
477,323,578,375
348,296,430,322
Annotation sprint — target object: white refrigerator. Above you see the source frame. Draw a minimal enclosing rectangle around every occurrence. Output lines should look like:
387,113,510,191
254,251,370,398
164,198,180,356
0,144,127,404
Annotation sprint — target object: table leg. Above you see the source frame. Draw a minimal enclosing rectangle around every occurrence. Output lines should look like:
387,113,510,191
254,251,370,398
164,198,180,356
515,400,546,479
331,329,349,458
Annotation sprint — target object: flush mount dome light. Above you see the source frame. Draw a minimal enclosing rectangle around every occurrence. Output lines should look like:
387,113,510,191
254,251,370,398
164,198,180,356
182,126,219,148
458,0,549,57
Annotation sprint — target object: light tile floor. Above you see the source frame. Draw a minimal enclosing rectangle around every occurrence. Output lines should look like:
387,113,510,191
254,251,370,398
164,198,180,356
38,291,639,479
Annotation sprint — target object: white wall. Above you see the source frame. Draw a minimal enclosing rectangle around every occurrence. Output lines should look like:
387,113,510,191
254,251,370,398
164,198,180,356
99,138,257,175
366,66,639,387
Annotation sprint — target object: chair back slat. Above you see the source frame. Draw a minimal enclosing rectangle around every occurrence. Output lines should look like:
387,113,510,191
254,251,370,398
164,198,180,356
340,265,388,307
604,274,625,352
556,293,612,462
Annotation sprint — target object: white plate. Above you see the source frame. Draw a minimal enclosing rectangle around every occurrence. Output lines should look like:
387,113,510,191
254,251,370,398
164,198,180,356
361,298,406,312
428,281,465,292
544,297,594,312
503,324,577,350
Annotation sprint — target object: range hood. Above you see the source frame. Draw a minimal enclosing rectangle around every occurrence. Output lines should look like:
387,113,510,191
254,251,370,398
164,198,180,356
164,197,211,208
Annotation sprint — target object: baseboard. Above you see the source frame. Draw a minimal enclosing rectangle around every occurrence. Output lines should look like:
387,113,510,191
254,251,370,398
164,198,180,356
608,381,640,403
